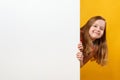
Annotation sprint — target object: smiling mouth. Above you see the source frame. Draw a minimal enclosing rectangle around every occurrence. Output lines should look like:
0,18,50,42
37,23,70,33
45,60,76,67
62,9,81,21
94,32,100,35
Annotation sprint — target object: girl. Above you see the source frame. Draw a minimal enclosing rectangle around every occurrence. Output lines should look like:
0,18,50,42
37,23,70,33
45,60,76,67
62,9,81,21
76,16,108,68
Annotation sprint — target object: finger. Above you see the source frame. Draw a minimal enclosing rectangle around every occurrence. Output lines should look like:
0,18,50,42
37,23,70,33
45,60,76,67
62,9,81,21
78,43,82,47
77,57,83,61
78,44,83,49
76,52,82,55
76,52,83,58
78,46,83,49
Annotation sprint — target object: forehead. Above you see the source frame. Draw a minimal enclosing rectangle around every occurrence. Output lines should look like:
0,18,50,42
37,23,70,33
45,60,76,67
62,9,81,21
93,20,105,26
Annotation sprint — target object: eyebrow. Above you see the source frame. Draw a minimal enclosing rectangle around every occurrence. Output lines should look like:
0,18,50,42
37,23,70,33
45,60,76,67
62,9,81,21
93,24,105,28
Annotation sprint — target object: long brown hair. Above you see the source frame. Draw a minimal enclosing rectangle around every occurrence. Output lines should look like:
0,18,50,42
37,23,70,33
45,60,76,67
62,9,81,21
81,16,108,66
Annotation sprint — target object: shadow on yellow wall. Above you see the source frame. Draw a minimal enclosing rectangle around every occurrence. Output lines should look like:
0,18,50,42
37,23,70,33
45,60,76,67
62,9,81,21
80,0,120,80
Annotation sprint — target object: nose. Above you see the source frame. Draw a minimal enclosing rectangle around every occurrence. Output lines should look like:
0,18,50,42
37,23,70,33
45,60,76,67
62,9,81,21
96,27,100,32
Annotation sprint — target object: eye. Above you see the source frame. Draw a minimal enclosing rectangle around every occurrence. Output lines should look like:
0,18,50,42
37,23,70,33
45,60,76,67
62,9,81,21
93,25,97,27
100,27,104,30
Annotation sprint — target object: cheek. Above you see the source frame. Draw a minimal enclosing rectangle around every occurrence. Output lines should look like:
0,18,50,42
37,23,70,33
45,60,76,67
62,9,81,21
88,30,92,37
100,31,104,37
89,28,93,34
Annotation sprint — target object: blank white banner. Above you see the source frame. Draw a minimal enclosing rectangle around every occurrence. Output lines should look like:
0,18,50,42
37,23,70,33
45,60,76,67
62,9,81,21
0,0,80,80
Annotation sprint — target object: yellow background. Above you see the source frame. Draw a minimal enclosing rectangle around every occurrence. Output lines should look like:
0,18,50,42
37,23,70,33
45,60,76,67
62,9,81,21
80,0,120,80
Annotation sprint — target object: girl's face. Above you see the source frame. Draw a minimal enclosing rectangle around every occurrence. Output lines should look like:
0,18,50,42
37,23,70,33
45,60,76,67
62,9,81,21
89,20,105,41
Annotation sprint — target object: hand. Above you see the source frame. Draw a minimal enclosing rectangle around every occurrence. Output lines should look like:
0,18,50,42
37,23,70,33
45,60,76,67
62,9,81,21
77,41,83,52
76,51,84,61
